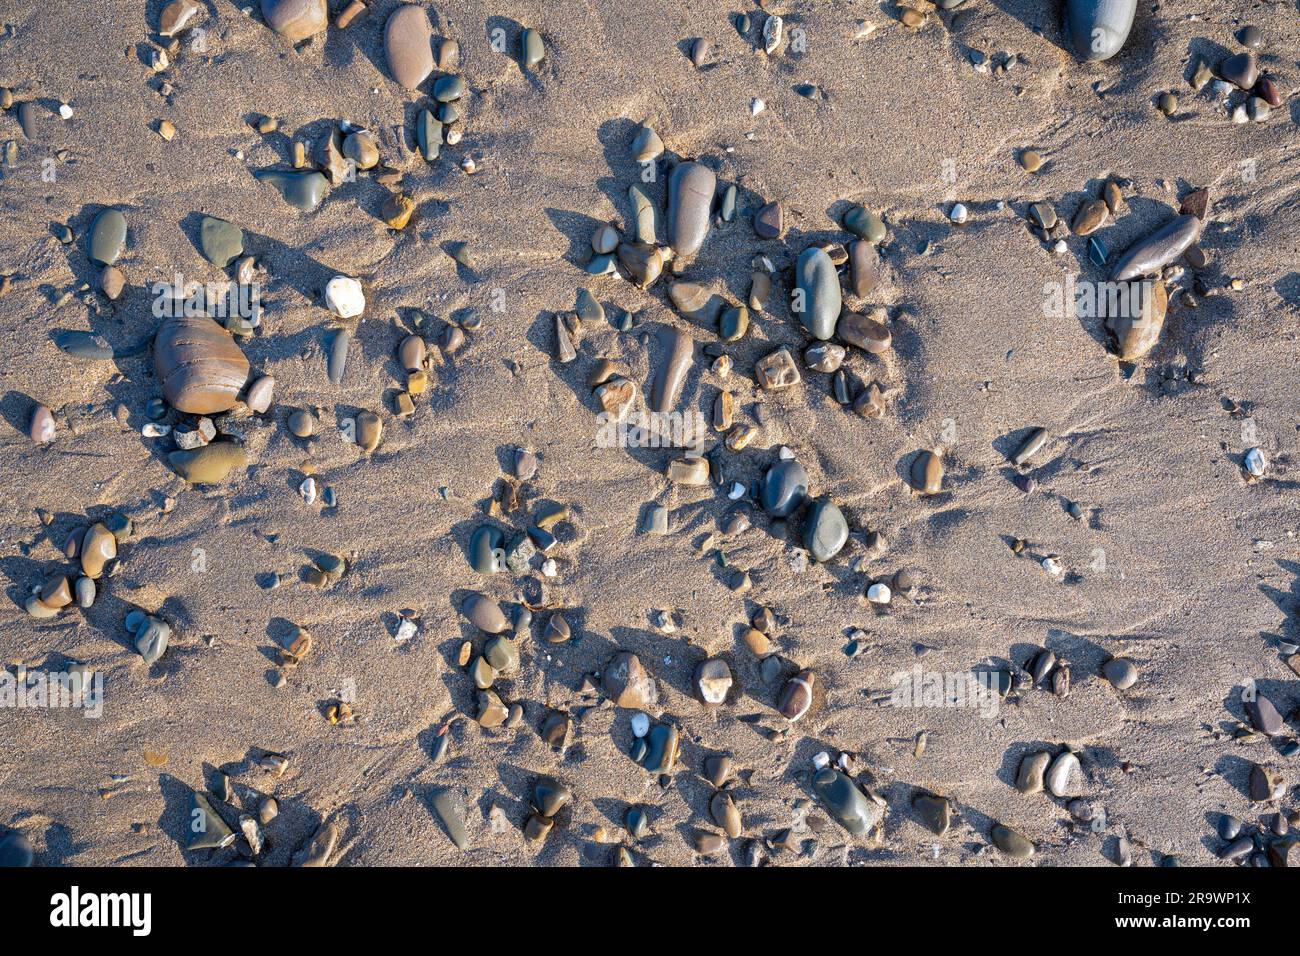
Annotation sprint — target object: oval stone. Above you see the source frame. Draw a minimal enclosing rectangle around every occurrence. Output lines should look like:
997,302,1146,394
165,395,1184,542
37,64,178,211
463,593,509,633
154,315,250,413
82,526,116,581
666,161,716,258
795,247,841,340
168,442,246,484
804,498,848,562
261,0,327,42
88,208,126,266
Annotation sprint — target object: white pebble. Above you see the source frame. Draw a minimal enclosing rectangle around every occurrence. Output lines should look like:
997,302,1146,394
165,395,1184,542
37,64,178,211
812,751,830,770
325,275,365,318
59,103,73,119
541,558,557,577
949,203,968,224
867,582,892,604
395,619,417,642
727,481,746,500
631,712,650,738
778,445,795,460
299,477,317,504
1231,104,1248,123
142,422,171,437
750,97,766,116
1245,447,1267,477
1042,556,1063,576
1053,239,1068,254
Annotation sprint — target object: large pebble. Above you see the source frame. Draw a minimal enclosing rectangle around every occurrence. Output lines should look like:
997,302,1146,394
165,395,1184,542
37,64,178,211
991,823,1034,858
29,405,54,443
1046,750,1080,797
1064,0,1136,61
762,459,808,517
649,327,692,413
812,768,881,835
1104,279,1166,360
803,498,847,562
198,216,243,268
261,0,327,42
602,652,658,709
168,442,246,483
385,5,434,90
154,315,250,413
693,658,732,707
795,247,841,340
777,669,815,721
1110,215,1201,281
463,593,508,633
88,208,126,266
666,161,716,258
253,170,328,211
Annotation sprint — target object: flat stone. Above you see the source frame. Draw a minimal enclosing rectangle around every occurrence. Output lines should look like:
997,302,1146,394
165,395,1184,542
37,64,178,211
848,241,879,297
603,652,658,709
88,208,127,266
1245,694,1284,736
631,125,663,162
839,310,891,353
812,768,881,835
804,497,848,562
795,246,841,340
1072,198,1108,236
754,201,783,239
253,169,328,211
755,347,800,390
168,442,246,484
1220,51,1258,89
693,658,732,706
261,0,327,42
1102,657,1138,690
186,790,235,849
843,205,886,244
913,793,951,835
430,789,470,849
1046,750,1080,797
666,161,716,258
198,216,243,268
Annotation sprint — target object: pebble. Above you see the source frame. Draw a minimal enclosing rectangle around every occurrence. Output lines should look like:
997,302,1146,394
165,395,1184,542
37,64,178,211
843,205,886,244
159,0,201,36
777,669,815,721
1046,750,1080,797
261,0,327,42
433,75,464,103
521,28,545,69
75,577,95,608
693,658,732,706
631,125,663,163
755,347,801,390
910,449,944,495
463,593,508,633
666,161,716,258
617,241,661,288
1244,447,1266,478
1245,694,1284,736
630,712,650,738
704,754,733,787
1102,657,1137,690
711,791,741,837
0,833,34,867
253,169,328,211
154,314,250,415
430,790,470,849
754,201,783,240
1157,91,1177,116
1016,750,1049,794
866,582,891,604
804,343,844,373
1249,763,1282,801
198,216,243,268
649,327,692,413
812,768,881,835
913,793,951,835
795,246,841,340
100,265,124,300
1072,198,1108,236
325,276,365,319
29,404,54,443
603,652,658,709
1064,0,1135,61
762,13,782,54
642,722,679,773
17,102,35,139
803,498,848,562
838,310,891,353
416,110,442,161
1020,149,1043,172
88,208,127,266
342,131,378,169
245,376,274,414
1112,214,1201,282
990,823,1034,858
761,459,808,517
1106,277,1166,360
169,442,246,484
1220,52,1258,90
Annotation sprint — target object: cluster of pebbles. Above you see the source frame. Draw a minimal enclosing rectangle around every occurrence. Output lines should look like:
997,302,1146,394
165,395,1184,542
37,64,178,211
5,1,1299,868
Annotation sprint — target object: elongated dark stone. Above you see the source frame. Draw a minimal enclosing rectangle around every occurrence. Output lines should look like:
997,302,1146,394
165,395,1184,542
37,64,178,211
795,247,841,340
1064,0,1136,62
328,327,350,383
1110,214,1201,281
666,161,716,258
649,326,692,413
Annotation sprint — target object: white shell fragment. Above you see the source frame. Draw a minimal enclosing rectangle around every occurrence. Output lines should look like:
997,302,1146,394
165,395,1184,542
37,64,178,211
1245,447,1267,477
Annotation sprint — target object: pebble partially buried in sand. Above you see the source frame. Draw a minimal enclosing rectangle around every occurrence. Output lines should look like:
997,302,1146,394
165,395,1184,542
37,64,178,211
1064,0,1137,62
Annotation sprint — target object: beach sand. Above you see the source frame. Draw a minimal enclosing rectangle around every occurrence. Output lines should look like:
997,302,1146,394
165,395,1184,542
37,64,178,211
0,0,1297,866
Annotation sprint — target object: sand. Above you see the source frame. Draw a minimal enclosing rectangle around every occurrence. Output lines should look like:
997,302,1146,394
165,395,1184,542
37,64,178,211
0,0,1298,866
